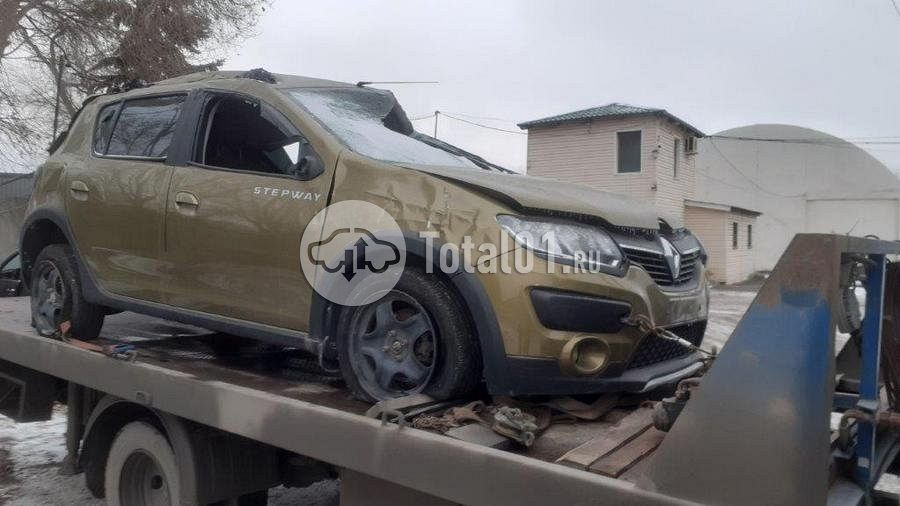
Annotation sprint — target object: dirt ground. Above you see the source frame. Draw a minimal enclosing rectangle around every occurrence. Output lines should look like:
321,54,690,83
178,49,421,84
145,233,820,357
2,286,895,504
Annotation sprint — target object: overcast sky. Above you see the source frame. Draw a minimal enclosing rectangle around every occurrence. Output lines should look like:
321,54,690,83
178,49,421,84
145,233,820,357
225,0,900,174
3,1,896,174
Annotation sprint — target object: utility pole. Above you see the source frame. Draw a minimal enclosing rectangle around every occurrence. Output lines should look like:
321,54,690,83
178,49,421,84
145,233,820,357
433,110,440,139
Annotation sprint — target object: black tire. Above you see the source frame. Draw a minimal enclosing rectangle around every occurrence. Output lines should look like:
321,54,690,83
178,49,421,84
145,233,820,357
104,421,180,506
222,490,269,506
30,244,104,340
337,267,482,402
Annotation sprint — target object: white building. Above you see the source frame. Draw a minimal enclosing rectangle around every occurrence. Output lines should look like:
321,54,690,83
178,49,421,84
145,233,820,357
695,124,900,272
519,104,760,283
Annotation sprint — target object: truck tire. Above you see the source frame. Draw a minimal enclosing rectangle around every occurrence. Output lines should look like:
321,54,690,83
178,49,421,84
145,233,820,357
105,421,180,506
337,267,482,402
30,244,104,340
212,490,269,506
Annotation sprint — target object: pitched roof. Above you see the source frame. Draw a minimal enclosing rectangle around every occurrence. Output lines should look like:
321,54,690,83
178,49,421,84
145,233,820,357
518,102,704,137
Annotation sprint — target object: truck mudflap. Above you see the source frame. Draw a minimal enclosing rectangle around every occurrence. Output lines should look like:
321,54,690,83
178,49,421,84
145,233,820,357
0,358,57,422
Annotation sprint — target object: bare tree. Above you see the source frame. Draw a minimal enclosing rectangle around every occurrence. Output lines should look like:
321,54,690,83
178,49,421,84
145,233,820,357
0,0,268,167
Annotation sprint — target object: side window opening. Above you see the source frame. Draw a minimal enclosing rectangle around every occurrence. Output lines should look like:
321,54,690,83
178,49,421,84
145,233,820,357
196,94,320,178
106,95,184,158
93,103,120,154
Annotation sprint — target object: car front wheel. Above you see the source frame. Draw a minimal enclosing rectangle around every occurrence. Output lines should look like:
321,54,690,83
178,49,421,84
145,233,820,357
337,268,482,402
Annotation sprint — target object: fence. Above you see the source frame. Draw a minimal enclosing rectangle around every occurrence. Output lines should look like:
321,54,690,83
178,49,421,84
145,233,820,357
0,173,34,257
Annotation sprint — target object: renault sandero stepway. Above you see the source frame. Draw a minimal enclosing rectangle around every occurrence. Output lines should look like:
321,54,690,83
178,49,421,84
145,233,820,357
21,70,709,402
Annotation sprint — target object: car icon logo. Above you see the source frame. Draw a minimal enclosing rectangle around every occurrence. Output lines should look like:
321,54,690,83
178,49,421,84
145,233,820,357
307,227,402,281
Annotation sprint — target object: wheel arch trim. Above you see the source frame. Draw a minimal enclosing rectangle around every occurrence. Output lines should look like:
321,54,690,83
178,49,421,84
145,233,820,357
308,231,512,394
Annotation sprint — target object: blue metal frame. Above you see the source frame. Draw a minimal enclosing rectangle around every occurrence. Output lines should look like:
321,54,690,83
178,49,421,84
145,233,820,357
855,254,886,485
645,235,900,505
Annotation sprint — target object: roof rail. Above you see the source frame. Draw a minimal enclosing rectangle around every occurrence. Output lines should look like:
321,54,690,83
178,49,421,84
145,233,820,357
238,68,277,84
107,79,149,94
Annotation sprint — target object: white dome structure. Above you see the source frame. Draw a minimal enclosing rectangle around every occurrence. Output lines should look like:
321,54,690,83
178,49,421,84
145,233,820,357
695,124,900,272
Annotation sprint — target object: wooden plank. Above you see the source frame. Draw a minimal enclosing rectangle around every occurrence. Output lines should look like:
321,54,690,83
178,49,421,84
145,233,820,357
589,428,666,478
555,405,654,470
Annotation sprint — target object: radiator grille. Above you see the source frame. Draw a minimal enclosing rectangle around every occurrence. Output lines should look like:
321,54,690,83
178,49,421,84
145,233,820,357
626,320,707,370
622,247,700,288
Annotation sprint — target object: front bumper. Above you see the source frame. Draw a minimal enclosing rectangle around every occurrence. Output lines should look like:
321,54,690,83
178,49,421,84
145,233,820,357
499,351,705,396
475,250,709,395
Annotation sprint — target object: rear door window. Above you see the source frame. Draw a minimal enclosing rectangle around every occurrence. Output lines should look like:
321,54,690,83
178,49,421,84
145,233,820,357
105,95,185,158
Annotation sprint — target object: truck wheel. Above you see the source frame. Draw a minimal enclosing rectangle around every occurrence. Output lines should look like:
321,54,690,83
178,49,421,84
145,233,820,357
337,268,482,402
30,244,104,340
105,421,180,506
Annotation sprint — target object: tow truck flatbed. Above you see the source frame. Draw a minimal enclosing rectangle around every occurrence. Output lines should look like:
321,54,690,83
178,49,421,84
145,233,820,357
2,234,900,505
0,296,685,505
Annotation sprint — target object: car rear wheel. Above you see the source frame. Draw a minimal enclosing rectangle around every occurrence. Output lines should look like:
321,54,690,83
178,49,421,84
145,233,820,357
30,244,104,340
337,268,482,402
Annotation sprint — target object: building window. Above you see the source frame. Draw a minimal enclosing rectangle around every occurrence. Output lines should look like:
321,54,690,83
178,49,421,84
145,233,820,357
732,222,739,250
747,224,753,249
673,138,680,178
617,131,641,173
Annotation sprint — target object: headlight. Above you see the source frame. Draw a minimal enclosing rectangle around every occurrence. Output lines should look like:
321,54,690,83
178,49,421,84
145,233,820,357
496,215,624,273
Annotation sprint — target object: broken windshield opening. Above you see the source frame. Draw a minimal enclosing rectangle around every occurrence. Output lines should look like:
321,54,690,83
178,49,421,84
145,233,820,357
287,87,511,173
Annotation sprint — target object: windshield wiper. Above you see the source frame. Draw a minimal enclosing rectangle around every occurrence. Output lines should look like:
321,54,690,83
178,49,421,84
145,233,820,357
375,96,514,173
409,132,514,173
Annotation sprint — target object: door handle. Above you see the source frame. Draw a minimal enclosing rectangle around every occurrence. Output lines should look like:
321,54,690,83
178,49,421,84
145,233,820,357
69,180,89,200
174,192,200,209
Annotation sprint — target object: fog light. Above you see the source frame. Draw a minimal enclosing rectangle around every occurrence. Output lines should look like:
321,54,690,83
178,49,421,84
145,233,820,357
560,336,611,376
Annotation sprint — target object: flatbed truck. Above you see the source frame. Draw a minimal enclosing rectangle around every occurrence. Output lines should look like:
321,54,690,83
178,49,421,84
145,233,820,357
1,234,900,505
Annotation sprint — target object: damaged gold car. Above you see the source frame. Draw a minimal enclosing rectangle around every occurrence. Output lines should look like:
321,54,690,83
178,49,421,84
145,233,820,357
20,69,709,402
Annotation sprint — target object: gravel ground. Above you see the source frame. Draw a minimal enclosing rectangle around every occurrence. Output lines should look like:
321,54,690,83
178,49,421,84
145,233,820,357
0,286,895,503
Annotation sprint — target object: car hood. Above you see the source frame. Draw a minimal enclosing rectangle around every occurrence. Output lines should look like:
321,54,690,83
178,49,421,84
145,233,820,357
403,164,665,230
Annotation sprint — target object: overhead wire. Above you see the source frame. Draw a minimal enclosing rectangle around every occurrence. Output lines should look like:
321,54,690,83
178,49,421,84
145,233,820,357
708,134,900,146
441,111,517,123
705,138,806,198
439,113,527,135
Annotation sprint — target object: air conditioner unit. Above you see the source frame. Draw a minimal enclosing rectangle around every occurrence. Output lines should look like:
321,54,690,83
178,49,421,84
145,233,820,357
685,136,699,154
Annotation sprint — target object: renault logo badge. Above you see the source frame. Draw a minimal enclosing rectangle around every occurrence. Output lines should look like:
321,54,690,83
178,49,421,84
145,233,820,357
659,237,681,280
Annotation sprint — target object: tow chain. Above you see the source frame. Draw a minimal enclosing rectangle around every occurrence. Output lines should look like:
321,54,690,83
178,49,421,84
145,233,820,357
621,314,716,357
411,401,487,432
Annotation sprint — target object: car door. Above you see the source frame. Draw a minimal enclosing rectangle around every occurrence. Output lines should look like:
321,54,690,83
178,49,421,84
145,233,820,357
64,94,188,301
163,90,333,330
